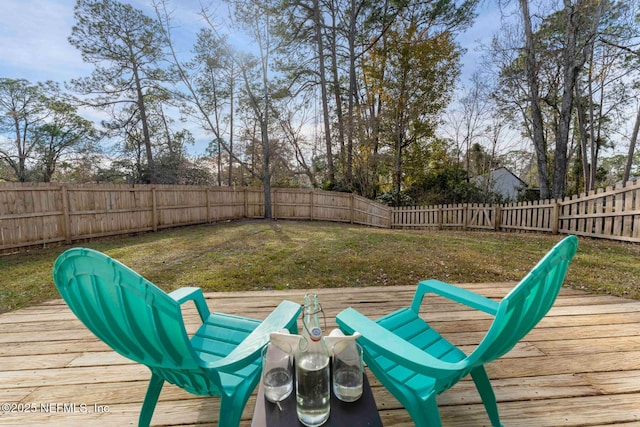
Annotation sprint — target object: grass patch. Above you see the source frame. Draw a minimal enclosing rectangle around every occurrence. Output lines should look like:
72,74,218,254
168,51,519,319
1,219,639,313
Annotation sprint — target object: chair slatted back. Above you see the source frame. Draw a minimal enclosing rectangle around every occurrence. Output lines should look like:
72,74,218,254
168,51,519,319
53,248,199,370
469,235,578,366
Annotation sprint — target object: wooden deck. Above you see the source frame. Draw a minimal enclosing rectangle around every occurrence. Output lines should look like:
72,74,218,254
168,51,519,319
1,283,640,426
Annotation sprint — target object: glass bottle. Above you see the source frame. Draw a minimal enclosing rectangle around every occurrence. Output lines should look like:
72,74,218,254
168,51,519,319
295,294,330,426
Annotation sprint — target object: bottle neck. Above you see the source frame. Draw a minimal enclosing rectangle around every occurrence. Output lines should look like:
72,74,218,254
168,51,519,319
302,293,323,342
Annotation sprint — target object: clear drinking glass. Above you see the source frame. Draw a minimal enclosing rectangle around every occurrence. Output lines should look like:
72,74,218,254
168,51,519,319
332,340,363,402
262,343,293,407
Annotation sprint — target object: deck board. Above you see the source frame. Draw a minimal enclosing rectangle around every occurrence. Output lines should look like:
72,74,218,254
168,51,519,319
1,283,640,426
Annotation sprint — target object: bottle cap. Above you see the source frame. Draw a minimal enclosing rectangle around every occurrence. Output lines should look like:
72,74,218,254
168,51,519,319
310,327,322,341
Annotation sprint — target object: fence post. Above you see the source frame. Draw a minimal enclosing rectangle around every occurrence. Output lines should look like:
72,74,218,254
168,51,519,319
152,187,158,232
463,204,468,230
206,188,211,223
350,193,354,224
551,200,560,234
494,204,502,231
273,188,278,220
61,184,72,244
243,188,248,218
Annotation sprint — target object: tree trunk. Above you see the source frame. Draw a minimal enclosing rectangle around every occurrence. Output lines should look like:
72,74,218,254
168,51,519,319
328,6,345,183
369,36,386,199
132,63,155,184
623,104,640,183
262,116,272,219
13,115,27,182
239,49,271,217
261,17,272,219
519,0,550,199
557,0,604,197
313,0,334,186
228,64,235,186
393,135,405,207
574,84,590,191
554,0,582,199
346,0,358,187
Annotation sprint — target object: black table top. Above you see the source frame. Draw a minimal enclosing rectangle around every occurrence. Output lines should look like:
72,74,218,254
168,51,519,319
251,370,383,427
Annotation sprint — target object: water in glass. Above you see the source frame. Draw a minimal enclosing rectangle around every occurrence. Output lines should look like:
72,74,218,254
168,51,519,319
332,340,363,402
264,367,293,402
262,343,293,404
296,352,330,426
333,366,363,402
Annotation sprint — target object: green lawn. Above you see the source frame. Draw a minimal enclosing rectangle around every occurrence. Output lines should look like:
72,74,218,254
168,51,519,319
1,219,639,313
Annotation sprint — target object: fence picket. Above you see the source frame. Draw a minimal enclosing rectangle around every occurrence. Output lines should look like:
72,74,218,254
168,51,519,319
633,184,640,239
4,182,640,252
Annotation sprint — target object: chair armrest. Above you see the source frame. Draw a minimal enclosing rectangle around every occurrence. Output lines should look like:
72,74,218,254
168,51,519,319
169,287,211,322
411,280,499,315
337,307,464,379
207,300,302,372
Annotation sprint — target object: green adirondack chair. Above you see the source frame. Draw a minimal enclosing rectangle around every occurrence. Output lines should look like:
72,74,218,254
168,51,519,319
52,247,301,427
336,235,578,427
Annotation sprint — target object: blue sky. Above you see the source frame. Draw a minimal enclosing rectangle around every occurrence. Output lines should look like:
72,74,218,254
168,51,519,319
0,0,506,154
0,0,213,83
0,0,87,82
0,0,505,82
0,0,224,153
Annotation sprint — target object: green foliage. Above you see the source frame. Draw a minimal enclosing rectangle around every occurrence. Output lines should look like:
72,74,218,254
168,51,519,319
4,0,639,209
390,137,496,206
360,1,468,201
0,159,14,181
0,79,98,182
34,98,99,182
376,190,415,207
0,78,48,181
406,163,484,205
70,0,166,71
70,0,171,184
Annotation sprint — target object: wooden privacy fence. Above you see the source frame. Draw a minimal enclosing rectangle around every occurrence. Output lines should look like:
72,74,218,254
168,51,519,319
271,188,392,226
0,184,391,252
393,180,640,243
2,180,640,252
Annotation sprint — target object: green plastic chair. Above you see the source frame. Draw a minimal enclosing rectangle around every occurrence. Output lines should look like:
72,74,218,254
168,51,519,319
52,247,301,427
336,235,578,427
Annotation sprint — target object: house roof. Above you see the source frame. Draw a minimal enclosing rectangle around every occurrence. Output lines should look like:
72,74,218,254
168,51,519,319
474,167,528,186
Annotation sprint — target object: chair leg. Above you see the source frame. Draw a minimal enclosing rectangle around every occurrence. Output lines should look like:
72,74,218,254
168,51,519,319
139,373,165,427
408,395,442,427
218,392,249,427
471,366,503,427
216,369,260,427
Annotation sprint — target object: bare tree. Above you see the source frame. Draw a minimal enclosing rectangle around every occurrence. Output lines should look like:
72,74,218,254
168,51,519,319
230,0,278,217
460,72,493,181
518,0,552,199
154,1,247,187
